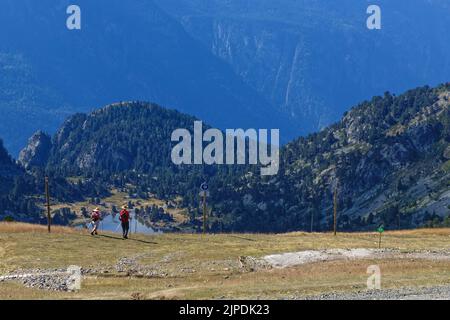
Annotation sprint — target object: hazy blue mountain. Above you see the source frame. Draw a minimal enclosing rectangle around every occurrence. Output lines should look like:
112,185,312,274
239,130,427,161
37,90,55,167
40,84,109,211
0,0,291,155
0,53,73,156
2,0,449,157
155,0,450,131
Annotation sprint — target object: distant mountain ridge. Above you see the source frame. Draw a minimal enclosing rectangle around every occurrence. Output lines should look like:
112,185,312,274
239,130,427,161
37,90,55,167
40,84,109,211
3,1,450,156
0,0,292,155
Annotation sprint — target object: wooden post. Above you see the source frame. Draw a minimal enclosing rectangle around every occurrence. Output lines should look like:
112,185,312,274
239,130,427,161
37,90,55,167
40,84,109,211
333,187,337,236
202,192,207,235
378,232,382,249
45,176,51,233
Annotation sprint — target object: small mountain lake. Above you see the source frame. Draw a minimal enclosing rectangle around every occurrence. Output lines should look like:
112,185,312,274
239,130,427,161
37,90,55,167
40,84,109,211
77,210,162,234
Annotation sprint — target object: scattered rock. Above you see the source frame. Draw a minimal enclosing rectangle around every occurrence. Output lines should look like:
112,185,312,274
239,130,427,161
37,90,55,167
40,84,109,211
296,285,450,300
238,256,272,272
0,268,80,292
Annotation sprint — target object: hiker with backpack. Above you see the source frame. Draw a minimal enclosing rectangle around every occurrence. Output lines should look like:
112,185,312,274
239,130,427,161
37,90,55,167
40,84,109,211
90,208,101,235
119,205,130,239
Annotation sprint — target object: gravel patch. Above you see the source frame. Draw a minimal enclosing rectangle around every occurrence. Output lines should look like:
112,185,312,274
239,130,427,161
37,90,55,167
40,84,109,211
0,268,81,291
297,285,450,300
115,257,168,278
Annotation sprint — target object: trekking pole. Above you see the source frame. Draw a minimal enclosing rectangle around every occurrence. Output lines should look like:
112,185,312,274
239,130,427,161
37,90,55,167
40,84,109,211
87,220,93,233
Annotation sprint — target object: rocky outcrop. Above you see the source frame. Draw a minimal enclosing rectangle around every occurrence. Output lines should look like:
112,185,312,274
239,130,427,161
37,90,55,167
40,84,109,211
444,146,450,160
18,131,52,169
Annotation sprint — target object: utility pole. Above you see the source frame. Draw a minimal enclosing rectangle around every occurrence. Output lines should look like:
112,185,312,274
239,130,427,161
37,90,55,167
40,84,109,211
45,176,51,233
310,198,315,233
333,186,337,236
200,182,209,235
379,231,382,248
202,191,207,235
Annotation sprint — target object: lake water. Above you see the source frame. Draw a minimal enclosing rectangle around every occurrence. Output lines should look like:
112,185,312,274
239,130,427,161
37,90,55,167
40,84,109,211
79,210,162,234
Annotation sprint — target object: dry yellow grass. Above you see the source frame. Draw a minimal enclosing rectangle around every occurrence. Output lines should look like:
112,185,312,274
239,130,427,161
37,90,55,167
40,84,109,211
0,222,79,234
0,224,449,299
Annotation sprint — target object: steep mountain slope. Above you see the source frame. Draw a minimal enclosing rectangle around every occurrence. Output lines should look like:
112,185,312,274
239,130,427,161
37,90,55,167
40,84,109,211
46,102,200,175
0,53,73,156
215,84,450,232
0,139,21,186
0,138,41,221
155,0,450,132
0,0,290,155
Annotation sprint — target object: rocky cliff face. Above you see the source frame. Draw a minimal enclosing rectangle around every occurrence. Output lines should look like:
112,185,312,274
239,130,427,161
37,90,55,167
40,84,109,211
18,131,52,170
155,0,450,134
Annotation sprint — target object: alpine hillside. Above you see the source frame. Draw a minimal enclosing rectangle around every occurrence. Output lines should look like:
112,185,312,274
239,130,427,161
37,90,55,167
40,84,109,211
15,84,450,232
214,84,450,232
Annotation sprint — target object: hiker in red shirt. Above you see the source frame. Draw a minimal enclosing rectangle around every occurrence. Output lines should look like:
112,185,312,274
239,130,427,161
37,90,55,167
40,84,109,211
120,205,130,239
90,208,101,236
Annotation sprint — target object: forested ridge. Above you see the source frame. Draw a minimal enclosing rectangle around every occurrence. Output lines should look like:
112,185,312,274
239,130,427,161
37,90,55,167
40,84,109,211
2,84,450,231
